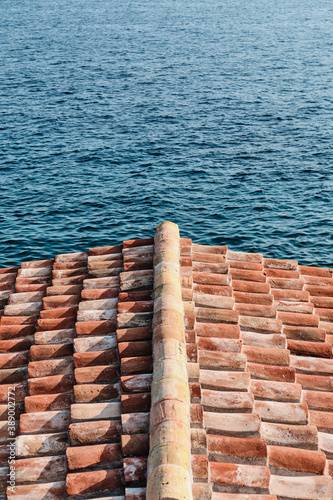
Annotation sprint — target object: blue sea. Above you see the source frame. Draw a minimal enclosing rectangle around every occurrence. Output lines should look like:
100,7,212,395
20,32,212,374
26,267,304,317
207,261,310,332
1,0,332,267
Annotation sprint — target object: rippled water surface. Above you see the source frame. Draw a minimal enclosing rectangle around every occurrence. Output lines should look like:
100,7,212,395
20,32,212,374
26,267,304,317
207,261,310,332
1,0,332,267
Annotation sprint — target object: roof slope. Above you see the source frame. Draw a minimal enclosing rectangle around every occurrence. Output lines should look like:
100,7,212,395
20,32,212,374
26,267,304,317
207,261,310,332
0,221,332,499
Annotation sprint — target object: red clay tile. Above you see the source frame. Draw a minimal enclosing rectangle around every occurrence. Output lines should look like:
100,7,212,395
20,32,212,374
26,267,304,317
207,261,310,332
121,392,151,413
302,390,333,411
193,292,234,310
43,295,80,309
264,258,298,270
254,401,308,424
193,272,231,286
28,357,73,378
118,301,153,314
196,322,240,339
28,374,74,395
0,274,16,283
0,350,29,368
283,325,326,341
278,311,319,327
208,435,267,460
202,389,254,411
6,481,66,499
264,269,300,278
239,315,282,333
268,277,305,290
0,336,33,352
123,238,154,249
316,308,333,322
75,364,119,384
250,379,301,402
200,370,250,391
228,250,262,263
37,318,75,331
296,373,333,391
20,410,70,434
121,373,153,393
16,276,51,285
267,445,326,474
194,283,233,296
66,442,122,470
288,339,332,358
121,356,153,374
240,332,286,349
230,268,267,282
69,419,121,445
199,350,246,370
0,382,27,402
81,287,119,300
275,300,314,314
15,455,67,483
299,265,332,277
192,261,229,274
15,283,48,293
66,468,123,496
75,319,116,336
89,244,123,255
73,349,118,368
40,306,78,319
246,362,295,382
34,328,75,345
4,302,43,317
233,280,271,294
191,454,209,481
46,285,83,295
269,474,333,499
0,267,18,274
74,382,120,402
312,296,333,308
25,392,73,413
30,343,73,361
309,410,333,432
290,355,333,375
235,303,276,318
196,307,238,324
192,252,226,263
15,432,68,458
260,422,317,447
116,326,152,342
228,260,264,271
306,285,333,297
8,291,45,304
123,457,147,484
199,340,240,357
243,346,290,366
122,433,149,457
303,275,333,286
121,413,150,435
234,291,273,305
271,288,310,301
210,462,270,488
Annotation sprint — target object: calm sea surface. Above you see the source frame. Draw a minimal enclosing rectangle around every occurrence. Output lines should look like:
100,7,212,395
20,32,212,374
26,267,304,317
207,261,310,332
1,0,332,267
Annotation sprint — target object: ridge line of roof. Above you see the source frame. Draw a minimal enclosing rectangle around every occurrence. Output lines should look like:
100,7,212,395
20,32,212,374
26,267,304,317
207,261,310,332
146,221,193,500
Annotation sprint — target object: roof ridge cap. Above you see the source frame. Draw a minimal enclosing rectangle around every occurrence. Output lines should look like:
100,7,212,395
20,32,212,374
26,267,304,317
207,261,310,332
146,221,193,500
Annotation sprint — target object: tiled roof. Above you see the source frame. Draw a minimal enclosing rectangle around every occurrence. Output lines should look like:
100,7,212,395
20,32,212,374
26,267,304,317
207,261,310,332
0,221,332,499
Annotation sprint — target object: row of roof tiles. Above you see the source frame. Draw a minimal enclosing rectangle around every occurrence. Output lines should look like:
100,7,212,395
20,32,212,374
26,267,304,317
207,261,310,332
0,222,332,499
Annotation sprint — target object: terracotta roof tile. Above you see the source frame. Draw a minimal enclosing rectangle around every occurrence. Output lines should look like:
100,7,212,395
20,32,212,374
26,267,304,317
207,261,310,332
1,222,333,498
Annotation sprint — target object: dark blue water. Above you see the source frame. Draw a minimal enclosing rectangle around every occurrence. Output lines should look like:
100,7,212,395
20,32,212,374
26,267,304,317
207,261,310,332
1,0,332,267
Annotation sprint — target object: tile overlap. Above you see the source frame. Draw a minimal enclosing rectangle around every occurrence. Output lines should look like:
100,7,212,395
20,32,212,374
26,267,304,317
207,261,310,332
0,222,332,499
